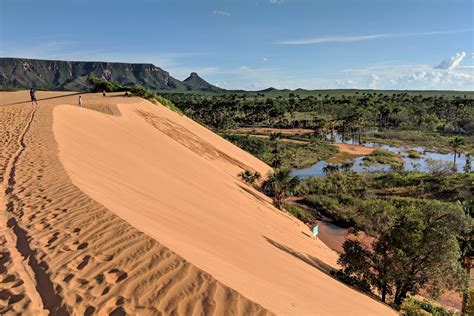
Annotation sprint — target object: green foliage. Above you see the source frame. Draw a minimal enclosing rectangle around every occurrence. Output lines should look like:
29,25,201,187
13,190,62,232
406,150,422,159
223,134,337,169
338,201,471,307
163,92,474,150
283,204,315,223
400,297,458,316
87,76,123,92
87,76,182,114
261,169,299,209
450,136,466,168
363,149,403,168
239,170,261,186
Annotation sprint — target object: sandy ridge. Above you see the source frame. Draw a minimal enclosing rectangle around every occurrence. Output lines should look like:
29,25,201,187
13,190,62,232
0,92,272,315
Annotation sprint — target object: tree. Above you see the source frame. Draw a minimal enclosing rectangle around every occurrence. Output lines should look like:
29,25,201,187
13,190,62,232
239,170,261,186
262,169,299,210
464,153,472,173
449,136,465,169
338,201,470,307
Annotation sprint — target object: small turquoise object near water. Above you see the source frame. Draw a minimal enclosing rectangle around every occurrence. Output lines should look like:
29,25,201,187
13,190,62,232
312,225,319,237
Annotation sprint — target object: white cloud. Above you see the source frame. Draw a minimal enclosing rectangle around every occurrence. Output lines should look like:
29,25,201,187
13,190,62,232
391,70,474,90
276,29,472,45
261,57,268,63
434,52,466,69
339,62,474,90
368,73,379,88
335,80,358,89
269,0,286,4
213,10,230,16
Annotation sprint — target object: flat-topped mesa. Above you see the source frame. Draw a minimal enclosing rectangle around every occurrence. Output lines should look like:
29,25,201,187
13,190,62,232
0,57,222,92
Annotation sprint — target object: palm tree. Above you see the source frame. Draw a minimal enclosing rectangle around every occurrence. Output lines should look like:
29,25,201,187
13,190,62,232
239,170,261,186
262,169,299,210
449,136,465,169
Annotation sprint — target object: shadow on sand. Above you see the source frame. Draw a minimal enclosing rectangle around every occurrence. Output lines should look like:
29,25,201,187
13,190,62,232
264,236,334,275
263,236,389,306
237,184,271,206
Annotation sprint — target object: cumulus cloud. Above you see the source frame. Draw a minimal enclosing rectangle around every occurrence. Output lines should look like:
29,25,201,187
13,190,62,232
434,52,466,69
390,70,474,90
213,10,230,16
368,73,379,88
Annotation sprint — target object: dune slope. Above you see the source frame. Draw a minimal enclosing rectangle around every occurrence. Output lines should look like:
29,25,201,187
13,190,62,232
0,91,270,315
53,96,396,315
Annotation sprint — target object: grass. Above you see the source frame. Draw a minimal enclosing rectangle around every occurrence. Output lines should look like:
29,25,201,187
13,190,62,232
405,150,422,159
283,204,317,224
363,130,473,152
327,151,357,164
222,133,337,169
363,149,402,168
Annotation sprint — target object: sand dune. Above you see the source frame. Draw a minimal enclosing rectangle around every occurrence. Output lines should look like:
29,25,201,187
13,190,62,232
52,94,395,315
0,92,269,315
0,91,395,315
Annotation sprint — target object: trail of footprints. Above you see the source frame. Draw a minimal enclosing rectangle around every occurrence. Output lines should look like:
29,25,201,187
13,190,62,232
1,103,271,315
0,105,38,315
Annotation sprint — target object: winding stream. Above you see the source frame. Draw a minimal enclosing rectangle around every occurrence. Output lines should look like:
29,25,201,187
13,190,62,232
293,135,469,178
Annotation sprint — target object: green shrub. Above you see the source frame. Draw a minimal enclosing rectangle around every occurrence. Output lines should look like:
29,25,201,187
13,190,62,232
87,76,182,114
239,170,261,186
406,150,422,159
87,76,123,92
283,204,315,224
400,297,458,316
363,149,403,168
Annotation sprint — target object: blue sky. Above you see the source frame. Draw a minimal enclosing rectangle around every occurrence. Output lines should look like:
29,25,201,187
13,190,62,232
1,0,473,90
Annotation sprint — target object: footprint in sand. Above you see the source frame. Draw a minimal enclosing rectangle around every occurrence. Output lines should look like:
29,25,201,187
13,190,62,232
104,269,128,284
96,253,114,262
64,241,88,251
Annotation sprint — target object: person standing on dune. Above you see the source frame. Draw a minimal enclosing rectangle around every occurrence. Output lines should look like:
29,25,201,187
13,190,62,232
78,95,83,107
30,88,38,105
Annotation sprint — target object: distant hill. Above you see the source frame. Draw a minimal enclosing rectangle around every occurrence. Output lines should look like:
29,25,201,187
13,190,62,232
0,57,222,92
183,72,222,92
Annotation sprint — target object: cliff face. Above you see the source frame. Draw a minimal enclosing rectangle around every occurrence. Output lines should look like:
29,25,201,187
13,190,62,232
0,57,221,92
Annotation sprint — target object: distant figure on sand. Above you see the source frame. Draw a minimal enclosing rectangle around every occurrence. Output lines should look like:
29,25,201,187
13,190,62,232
102,90,106,97
78,96,83,107
30,88,38,105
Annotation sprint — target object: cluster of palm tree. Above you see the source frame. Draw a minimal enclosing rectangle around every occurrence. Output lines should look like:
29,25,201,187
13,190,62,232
165,92,473,135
